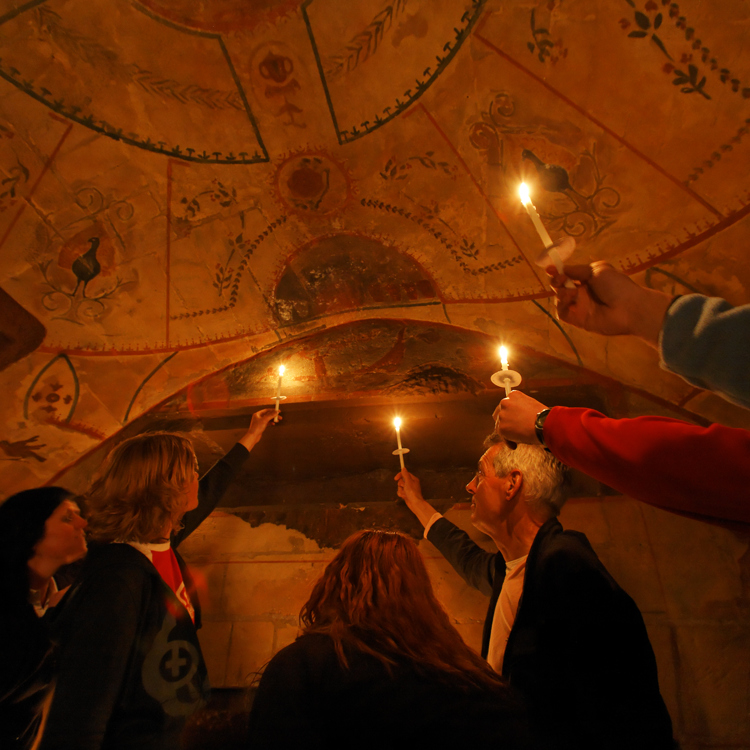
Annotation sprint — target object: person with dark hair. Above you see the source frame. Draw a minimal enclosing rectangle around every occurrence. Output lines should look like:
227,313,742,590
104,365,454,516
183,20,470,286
0,487,88,749
247,529,535,750
396,438,675,750
40,409,277,750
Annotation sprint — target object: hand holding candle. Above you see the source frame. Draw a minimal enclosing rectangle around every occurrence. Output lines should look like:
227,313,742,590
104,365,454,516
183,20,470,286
519,183,575,289
490,345,522,396
490,347,522,450
392,417,410,470
273,365,286,422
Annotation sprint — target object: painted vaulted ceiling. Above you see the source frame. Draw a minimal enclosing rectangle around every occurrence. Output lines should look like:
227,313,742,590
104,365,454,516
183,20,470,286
1,0,749,495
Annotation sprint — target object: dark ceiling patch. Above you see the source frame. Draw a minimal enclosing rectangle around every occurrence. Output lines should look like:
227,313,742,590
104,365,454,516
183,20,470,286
273,234,438,325
0,287,46,371
383,363,483,396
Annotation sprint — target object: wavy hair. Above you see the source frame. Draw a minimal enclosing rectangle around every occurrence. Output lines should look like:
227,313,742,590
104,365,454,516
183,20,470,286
83,432,197,544
300,530,506,691
484,434,569,520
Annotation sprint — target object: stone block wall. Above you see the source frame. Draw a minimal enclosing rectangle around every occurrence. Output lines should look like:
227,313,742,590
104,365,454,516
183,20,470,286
179,497,750,749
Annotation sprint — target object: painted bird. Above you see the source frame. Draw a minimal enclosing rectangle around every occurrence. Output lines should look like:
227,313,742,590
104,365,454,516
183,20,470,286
71,237,101,297
521,149,571,193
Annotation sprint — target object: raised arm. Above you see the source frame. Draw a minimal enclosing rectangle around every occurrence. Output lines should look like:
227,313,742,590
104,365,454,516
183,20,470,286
659,294,750,410
550,261,672,345
550,261,750,409
494,390,750,523
176,408,277,543
395,469,495,597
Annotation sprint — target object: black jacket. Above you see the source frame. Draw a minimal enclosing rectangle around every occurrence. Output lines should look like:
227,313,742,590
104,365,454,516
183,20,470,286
0,603,56,749
40,443,249,750
248,632,537,750
428,516,675,750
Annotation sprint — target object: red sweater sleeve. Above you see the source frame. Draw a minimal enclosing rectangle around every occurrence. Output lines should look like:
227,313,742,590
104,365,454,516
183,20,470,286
544,407,750,523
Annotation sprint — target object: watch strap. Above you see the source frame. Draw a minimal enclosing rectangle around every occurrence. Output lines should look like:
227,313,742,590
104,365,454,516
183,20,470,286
534,408,552,450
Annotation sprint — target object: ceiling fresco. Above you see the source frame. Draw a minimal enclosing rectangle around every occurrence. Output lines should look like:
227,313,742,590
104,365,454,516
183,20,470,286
1,0,749,493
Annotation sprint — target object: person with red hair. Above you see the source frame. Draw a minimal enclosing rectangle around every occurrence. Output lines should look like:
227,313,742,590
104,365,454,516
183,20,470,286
247,529,535,749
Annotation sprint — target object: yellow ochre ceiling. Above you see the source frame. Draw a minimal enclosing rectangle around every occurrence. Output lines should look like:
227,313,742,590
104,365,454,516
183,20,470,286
1,0,749,493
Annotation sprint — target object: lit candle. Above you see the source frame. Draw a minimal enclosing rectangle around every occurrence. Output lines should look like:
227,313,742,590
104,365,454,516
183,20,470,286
499,346,511,396
519,182,553,248
393,417,406,471
491,345,522,396
274,365,285,422
519,183,575,288
499,346,509,371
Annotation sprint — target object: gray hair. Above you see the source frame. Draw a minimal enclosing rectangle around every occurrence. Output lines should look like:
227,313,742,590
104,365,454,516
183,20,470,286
483,434,569,520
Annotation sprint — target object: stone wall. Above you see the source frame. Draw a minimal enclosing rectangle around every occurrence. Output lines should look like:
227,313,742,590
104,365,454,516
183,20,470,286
180,497,750,749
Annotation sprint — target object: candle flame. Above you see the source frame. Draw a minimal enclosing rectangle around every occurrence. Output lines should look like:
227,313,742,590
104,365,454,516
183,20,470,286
278,365,285,376
518,182,531,206
499,346,509,368
393,417,402,430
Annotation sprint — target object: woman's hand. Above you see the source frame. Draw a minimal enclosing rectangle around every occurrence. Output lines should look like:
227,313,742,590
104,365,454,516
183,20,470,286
239,408,279,450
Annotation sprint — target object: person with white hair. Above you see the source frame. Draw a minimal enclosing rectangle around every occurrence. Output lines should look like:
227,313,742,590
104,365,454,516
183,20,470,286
396,435,675,750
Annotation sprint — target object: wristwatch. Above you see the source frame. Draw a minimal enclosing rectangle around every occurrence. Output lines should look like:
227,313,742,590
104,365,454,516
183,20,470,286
534,408,551,451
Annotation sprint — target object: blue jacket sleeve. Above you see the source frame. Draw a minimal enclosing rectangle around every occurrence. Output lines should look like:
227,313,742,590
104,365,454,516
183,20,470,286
659,294,750,409
426,517,496,598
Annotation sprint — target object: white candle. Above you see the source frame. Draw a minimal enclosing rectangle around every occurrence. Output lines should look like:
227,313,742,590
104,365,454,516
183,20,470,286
394,417,405,470
519,182,553,249
274,365,285,422
499,346,511,396
499,346,509,370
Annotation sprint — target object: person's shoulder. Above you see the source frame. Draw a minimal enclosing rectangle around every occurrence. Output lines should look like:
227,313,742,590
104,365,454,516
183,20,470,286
271,633,335,665
260,633,338,690
70,544,158,601
534,521,604,576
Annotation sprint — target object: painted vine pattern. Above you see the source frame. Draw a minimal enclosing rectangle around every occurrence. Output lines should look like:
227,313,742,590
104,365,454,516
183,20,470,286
35,7,244,112
170,215,288,320
621,0,750,103
360,197,523,276
0,58,267,164
621,1,750,183
310,0,486,145
324,0,407,80
379,151,458,181
527,7,567,64
0,156,29,212
685,117,750,185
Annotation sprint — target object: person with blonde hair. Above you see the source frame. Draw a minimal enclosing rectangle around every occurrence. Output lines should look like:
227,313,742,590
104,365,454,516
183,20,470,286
247,530,535,749
40,409,277,750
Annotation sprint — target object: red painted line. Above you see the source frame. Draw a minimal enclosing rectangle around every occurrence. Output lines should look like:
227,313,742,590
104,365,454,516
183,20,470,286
414,103,545,289
37,325,264,356
676,387,703,409
34,197,750,358
622,200,750,274
473,31,723,219
0,122,73,251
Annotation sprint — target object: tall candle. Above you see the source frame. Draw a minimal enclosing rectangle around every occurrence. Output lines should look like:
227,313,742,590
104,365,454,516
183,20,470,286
274,365,285,422
499,346,511,396
394,417,405,471
519,182,554,249
499,346,509,370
